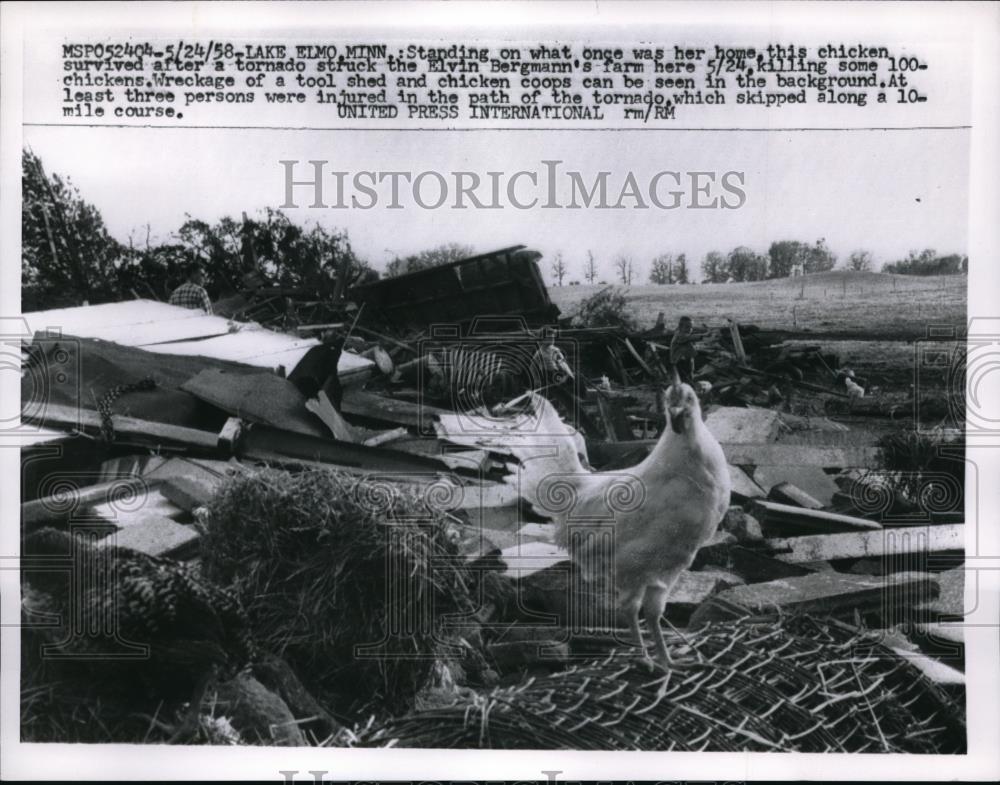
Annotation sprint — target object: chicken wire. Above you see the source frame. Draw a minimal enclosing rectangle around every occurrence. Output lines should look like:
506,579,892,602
349,615,965,753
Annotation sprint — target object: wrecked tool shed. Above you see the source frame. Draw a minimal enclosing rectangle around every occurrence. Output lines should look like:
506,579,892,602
350,245,560,330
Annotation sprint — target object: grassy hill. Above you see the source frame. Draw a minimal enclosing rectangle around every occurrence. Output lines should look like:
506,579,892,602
549,272,967,339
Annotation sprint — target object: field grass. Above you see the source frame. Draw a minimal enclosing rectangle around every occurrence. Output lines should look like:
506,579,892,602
549,271,967,340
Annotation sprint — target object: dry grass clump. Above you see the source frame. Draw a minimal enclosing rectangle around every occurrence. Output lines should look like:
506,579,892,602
200,467,478,720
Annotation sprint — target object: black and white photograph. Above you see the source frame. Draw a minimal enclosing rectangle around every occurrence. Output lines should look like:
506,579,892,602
1,1,998,781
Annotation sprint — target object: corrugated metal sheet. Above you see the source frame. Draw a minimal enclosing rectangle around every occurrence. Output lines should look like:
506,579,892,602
23,299,372,375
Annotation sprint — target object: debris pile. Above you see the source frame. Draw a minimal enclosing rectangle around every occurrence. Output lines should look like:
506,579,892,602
19,246,966,749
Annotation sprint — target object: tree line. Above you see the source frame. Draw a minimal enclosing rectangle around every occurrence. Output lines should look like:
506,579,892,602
543,239,967,286
22,149,968,313
22,149,376,311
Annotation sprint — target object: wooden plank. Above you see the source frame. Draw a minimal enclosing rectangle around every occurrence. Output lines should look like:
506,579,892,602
728,443,881,467
690,571,940,626
585,439,880,469
756,465,840,507
159,476,218,512
727,319,747,365
182,367,329,437
102,517,200,558
751,499,883,535
22,476,156,529
729,464,765,501
305,390,359,442
363,427,410,448
694,543,817,583
767,481,825,510
91,489,185,527
890,647,965,688
21,402,218,452
766,524,964,564
341,388,448,431
237,421,464,476
622,337,656,378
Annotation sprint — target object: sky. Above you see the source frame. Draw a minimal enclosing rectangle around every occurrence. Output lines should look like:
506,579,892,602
24,125,969,283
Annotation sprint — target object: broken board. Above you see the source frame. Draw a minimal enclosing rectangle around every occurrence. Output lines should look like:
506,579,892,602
182,368,328,437
766,524,964,564
689,571,940,627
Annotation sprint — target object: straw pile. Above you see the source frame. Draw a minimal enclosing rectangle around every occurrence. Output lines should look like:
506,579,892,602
201,467,479,719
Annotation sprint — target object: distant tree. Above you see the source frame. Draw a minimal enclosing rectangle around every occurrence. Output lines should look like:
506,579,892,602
701,250,726,283
648,253,674,284
847,250,874,272
583,250,598,284
675,253,689,284
243,208,372,295
386,242,474,277
884,248,966,276
804,237,837,274
726,246,768,282
768,240,809,278
550,252,567,286
614,253,635,285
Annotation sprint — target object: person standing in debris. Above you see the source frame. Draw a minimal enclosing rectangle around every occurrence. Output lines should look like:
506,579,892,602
533,326,574,387
670,315,698,384
169,265,213,314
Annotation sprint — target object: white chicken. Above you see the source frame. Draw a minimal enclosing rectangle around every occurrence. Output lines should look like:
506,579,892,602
506,367,732,671
845,377,865,399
